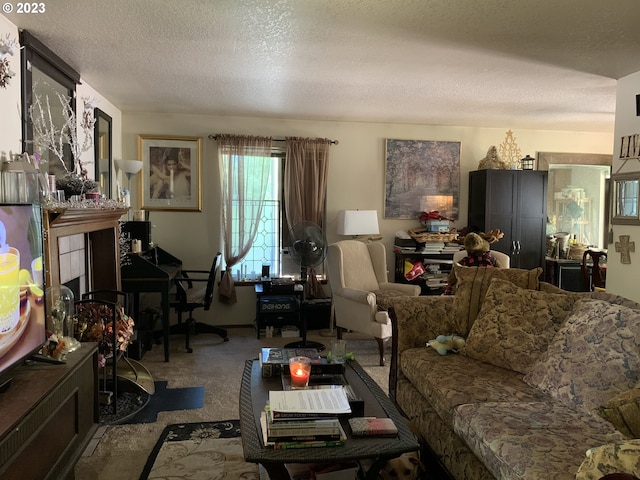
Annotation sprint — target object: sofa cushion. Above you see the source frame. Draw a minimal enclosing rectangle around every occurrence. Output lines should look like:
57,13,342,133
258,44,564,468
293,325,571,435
524,299,640,416
575,439,640,480
394,376,494,480
597,388,640,438
400,347,546,426
453,401,626,480
452,266,542,334
462,278,577,374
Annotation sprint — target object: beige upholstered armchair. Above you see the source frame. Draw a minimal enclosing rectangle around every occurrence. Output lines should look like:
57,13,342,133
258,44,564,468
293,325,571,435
327,240,421,366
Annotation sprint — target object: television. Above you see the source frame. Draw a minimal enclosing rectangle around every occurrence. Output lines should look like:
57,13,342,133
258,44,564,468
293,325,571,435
0,204,46,392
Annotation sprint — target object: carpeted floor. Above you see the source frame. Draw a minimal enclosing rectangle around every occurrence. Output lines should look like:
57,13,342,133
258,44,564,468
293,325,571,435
74,326,391,480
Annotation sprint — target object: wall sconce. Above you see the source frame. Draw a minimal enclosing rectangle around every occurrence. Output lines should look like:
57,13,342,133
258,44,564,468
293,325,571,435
337,210,380,238
521,155,535,170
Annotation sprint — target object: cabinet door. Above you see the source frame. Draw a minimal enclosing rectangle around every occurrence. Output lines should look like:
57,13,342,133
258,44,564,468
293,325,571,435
516,171,548,269
469,170,516,260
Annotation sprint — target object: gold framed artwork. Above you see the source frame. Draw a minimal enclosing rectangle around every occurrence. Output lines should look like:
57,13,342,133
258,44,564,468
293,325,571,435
138,134,202,212
384,139,460,219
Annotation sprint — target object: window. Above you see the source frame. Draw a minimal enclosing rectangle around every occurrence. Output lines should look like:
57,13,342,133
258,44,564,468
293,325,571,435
231,154,283,280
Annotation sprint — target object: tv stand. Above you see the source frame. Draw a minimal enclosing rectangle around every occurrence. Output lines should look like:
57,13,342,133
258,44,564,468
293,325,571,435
0,378,11,394
0,343,98,480
27,353,67,365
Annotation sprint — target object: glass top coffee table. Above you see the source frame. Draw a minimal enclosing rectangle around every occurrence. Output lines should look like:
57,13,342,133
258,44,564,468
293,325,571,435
239,359,419,480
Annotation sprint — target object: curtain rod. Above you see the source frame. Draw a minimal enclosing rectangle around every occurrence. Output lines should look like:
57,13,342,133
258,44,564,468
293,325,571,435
208,134,338,145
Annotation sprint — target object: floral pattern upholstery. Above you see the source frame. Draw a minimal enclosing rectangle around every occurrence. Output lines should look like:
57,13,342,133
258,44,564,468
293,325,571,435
452,266,542,333
597,388,640,438
462,278,578,373
388,281,640,480
524,299,640,415
395,376,495,480
453,402,625,480
575,439,640,479
400,347,546,425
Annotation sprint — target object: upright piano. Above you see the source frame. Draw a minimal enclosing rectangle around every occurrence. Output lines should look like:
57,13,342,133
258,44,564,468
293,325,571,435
121,246,182,362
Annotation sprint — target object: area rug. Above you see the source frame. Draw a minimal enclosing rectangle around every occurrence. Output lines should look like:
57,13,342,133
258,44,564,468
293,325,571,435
139,419,259,480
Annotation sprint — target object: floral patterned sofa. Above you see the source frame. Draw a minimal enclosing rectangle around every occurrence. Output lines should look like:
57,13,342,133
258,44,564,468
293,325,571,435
386,266,640,480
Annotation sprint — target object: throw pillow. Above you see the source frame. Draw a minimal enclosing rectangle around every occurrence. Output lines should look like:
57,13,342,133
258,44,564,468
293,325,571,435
597,388,640,438
524,299,640,415
452,265,542,334
462,278,577,374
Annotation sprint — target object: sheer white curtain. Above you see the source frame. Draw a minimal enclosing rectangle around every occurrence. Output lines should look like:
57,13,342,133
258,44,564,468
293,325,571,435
217,135,273,304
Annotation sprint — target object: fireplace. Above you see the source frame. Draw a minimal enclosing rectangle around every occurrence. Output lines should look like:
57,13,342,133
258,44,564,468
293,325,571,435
43,207,128,300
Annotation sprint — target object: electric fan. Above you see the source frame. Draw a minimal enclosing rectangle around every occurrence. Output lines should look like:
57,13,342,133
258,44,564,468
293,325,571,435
284,221,327,351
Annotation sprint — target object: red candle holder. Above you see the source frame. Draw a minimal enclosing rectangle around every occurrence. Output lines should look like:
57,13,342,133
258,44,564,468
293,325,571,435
289,356,311,389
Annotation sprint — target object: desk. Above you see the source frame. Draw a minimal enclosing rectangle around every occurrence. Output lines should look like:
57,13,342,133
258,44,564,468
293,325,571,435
121,246,182,362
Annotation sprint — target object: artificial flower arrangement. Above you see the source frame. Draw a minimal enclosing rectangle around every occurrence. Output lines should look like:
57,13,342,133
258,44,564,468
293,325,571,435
419,210,454,224
29,89,99,196
74,302,135,368
0,34,18,89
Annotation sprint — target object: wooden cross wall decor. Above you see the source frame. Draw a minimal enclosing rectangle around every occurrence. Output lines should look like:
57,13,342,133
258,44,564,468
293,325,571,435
615,235,635,264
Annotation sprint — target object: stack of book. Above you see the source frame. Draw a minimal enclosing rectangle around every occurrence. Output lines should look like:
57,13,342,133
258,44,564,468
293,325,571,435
259,347,322,377
261,389,351,449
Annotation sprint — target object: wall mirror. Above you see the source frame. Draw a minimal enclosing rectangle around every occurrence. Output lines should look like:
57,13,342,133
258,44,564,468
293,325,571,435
611,172,640,225
94,108,112,198
537,152,612,248
20,30,80,177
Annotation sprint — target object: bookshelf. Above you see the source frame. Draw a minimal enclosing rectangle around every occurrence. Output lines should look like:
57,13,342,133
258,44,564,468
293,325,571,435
394,249,460,295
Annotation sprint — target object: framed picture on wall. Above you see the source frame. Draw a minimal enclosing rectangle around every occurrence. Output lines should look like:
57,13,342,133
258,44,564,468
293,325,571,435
138,134,202,212
384,139,461,219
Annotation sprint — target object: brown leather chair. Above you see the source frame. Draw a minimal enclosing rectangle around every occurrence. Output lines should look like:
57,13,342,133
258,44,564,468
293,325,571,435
582,249,607,291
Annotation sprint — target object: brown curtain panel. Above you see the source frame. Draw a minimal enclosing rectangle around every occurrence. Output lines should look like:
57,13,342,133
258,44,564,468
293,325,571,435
284,137,332,297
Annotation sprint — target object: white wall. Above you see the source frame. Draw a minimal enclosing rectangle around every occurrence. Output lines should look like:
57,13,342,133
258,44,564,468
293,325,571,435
122,112,613,326
76,83,123,197
605,71,640,302
0,17,22,154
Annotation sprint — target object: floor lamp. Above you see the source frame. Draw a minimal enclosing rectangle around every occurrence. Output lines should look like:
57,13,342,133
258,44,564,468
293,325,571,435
115,159,143,217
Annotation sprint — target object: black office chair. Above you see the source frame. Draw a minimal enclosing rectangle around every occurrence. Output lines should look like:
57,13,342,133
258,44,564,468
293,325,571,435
582,249,607,291
170,252,228,352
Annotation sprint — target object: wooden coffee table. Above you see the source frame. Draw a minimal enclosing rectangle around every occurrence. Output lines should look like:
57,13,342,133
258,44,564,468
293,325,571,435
239,359,419,480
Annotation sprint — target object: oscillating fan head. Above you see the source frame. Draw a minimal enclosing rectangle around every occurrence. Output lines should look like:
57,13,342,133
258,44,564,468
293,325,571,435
289,221,326,268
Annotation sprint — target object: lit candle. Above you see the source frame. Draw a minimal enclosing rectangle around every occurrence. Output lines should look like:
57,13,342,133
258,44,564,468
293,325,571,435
289,356,311,388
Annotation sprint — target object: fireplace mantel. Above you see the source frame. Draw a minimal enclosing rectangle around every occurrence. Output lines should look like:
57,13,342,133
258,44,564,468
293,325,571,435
43,206,129,296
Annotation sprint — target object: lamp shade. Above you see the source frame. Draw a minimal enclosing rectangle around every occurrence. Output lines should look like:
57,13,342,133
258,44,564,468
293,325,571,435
115,159,143,174
337,210,380,236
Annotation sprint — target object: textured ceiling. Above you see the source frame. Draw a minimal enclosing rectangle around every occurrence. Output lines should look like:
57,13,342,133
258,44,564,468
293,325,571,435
5,0,640,132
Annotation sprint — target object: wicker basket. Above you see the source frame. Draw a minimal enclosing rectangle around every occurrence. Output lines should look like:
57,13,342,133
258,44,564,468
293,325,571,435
568,244,588,261
408,227,458,243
